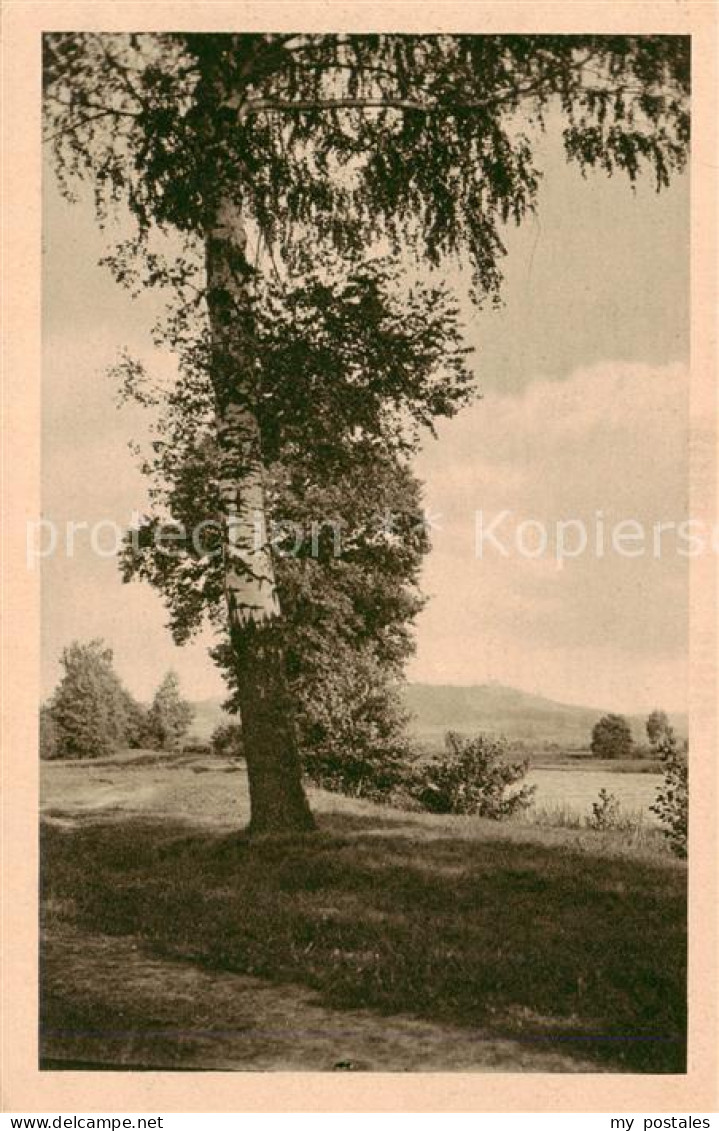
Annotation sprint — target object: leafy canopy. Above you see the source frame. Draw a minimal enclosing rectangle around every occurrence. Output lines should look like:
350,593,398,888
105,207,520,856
46,639,138,760
116,258,470,643
118,262,464,784
143,670,194,750
44,34,690,297
590,713,634,760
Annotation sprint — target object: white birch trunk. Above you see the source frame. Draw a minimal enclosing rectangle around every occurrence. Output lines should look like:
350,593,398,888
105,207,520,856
207,195,281,629
205,192,315,831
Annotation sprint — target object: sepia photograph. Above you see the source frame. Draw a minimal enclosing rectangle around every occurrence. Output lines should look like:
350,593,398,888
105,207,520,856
0,6,713,1109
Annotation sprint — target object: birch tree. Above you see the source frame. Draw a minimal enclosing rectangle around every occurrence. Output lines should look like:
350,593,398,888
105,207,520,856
44,33,689,834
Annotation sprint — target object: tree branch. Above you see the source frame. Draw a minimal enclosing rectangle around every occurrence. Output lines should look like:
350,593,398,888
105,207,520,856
242,93,513,116
43,108,130,144
239,77,675,120
45,91,141,119
91,33,147,109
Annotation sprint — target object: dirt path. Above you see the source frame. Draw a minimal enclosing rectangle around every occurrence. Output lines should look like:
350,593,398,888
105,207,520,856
41,929,602,1073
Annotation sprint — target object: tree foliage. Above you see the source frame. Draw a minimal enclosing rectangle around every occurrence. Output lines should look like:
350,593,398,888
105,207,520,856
285,644,413,800
646,708,674,750
117,261,468,787
590,713,634,760
649,724,688,858
411,731,536,818
211,721,244,759
143,671,194,750
39,704,60,761
44,33,689,298
46,639,138,760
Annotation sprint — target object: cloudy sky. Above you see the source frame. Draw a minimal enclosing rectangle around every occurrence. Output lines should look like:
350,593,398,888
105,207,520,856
42,115,689,712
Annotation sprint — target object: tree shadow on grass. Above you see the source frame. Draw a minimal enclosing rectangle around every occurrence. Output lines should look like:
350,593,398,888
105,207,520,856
40,810,686,1073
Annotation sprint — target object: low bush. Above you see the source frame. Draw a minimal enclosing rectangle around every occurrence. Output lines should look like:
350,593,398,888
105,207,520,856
587,788,621,831
210,721,244,760
303,733,411,803
410,731,536,819
308,755,408,802
182,741,212,757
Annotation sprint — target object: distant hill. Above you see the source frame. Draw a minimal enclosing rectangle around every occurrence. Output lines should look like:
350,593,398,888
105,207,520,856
189,684,687,749
403,683,686,748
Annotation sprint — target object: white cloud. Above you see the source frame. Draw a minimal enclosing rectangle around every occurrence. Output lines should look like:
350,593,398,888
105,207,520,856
410,362,690,711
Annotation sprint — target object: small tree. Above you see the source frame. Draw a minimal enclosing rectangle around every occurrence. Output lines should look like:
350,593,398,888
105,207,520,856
650,727,688,858
646,709,675,750
48,639,132,760
144,671,194,751
590,714,634,760
413,731,536,819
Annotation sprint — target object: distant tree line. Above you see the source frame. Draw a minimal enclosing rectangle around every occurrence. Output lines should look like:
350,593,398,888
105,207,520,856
40,640,193,760
589,709,686,761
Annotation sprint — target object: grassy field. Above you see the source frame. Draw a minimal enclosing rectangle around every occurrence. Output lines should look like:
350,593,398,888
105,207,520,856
41,751,686,1074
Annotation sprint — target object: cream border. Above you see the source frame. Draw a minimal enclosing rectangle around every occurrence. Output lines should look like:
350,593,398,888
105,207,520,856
2,0,716,1113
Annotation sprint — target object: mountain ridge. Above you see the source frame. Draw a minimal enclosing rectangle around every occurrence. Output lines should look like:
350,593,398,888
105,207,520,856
189,682,687,748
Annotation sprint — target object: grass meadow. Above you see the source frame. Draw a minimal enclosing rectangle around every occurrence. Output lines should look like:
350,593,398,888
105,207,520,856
40,750,685,1074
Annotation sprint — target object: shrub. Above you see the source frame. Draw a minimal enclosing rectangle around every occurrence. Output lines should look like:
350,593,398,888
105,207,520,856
590,714,633,760
182,741,212,756
307,746,410,802
411,731,536,819
650,731,688,858
210,721,244,760
587,788,621,831
303,730,410,802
